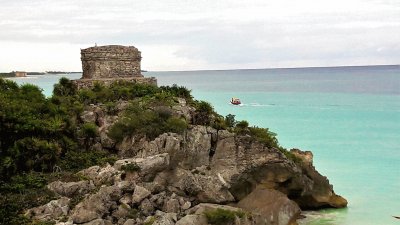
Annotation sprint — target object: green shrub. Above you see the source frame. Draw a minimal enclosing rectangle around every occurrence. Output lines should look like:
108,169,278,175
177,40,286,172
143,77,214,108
248,126,278,148
53,77,77,97
165,117,188,134
193,101,214,125
59,150,117,171
279,147,301,163
211,115,227,130
79,122,98,139
121,163,141,172
204,208,246,225
108,102,188,142
160,84,192,99
235,120,249,134
105,102,118,115
225,114,236,128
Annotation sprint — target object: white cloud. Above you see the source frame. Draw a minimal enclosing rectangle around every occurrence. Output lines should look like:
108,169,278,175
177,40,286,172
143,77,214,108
0,0,399,71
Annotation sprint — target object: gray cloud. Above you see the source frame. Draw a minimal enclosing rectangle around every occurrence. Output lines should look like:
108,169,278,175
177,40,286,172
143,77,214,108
0,0,399,71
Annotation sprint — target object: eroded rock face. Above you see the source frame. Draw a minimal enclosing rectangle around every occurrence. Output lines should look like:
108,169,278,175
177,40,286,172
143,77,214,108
31,99,347,225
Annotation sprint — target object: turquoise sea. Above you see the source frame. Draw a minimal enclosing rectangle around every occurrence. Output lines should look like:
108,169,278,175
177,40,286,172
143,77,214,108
8,65,400,225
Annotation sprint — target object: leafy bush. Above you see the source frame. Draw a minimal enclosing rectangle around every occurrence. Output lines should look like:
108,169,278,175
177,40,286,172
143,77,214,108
160,84,192,99
105,102,118,115
53,77,77,97
248,126,279,149
0,172,56,225
121,163,141,172
59,150,117,171
225,114,236,128
204,208,246,225
165,117,188,134
235,120,249,133
108,102,188,142
211,115,227,130
192,101,214,125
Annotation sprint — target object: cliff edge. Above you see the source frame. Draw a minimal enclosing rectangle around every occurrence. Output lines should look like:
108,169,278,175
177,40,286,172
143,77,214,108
24,92,347,225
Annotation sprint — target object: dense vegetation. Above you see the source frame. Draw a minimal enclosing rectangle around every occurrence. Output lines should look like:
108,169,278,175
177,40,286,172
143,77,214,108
0,72,14,78
0,78,195,224
0,77,290,224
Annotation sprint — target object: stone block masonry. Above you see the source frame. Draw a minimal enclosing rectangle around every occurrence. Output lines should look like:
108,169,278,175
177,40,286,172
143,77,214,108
74,45,157,89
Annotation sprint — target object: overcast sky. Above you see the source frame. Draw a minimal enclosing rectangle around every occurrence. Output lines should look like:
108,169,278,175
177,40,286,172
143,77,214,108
0,0,399,71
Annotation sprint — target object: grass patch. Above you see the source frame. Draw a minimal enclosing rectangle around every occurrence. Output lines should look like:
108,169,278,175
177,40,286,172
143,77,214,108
204,208,246,225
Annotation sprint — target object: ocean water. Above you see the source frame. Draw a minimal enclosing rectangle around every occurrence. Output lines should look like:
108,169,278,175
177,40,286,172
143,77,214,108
7,65,400,225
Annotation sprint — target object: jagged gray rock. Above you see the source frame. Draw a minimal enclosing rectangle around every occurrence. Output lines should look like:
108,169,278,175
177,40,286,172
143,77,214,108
139,198,155,216
77,164,121,186
47,180,95,197
132,185,151,204
25,197,70,221
70,185,122,224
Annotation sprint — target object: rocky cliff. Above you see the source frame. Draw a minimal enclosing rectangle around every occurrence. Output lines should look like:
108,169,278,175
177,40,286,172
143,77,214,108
25,98,347,225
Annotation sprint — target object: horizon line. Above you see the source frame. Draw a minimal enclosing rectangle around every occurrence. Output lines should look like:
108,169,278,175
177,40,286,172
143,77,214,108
146,64,400,73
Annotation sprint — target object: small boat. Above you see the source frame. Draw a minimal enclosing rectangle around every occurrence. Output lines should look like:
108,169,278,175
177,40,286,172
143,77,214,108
230,97,241,105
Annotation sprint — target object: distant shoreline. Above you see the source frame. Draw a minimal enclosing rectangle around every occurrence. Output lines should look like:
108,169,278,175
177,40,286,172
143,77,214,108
147,64,400,73
0,72,82,78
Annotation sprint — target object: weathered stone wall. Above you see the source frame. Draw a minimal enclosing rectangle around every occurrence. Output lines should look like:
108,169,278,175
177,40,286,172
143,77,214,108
14,71,27,77
75,45,157,89
81,45,142,79
72,77,157,90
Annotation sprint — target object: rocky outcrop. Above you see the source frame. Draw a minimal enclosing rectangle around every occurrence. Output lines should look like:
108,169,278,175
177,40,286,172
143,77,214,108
29,99,346,225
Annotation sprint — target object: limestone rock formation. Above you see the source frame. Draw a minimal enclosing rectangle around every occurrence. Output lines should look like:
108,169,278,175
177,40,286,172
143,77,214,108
27,98,347,225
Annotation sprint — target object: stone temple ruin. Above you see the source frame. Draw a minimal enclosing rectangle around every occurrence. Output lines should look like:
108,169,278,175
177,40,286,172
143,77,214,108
73,45,157,89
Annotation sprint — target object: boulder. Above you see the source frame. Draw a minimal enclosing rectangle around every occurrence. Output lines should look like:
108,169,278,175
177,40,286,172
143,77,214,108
176,214,208,225
25,197,70,221
114,153,170,180
152,211,177,225
169,168,235,203
123,219,135,225
139,198,155,216
163,198,180,213
81,219,113,225
237,187,301,225
112,203,131,220
185,203,256,225
132,185,151,204
77,164,121,186
47,180,95,197
70,185,122,224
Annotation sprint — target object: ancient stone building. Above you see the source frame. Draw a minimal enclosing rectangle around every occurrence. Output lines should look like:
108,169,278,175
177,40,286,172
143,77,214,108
14,71,27,77
74,45,156,89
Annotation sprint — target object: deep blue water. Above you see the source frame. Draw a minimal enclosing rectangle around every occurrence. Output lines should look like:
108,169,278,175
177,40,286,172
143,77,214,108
8,65,400,225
